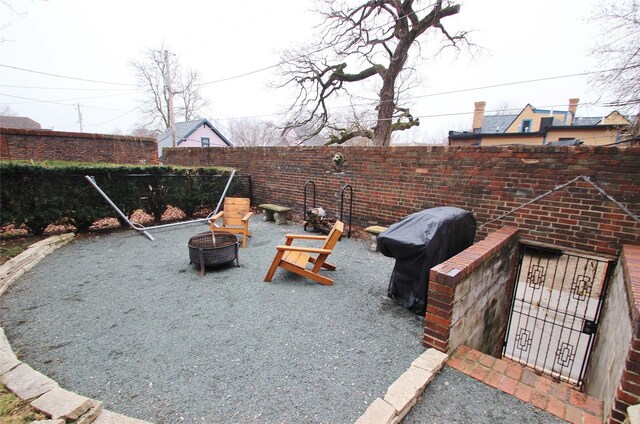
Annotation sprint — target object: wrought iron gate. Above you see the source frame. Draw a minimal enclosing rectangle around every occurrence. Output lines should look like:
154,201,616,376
503,244,613,389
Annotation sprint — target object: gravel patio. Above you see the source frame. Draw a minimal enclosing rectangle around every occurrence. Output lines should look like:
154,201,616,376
1,217,426,423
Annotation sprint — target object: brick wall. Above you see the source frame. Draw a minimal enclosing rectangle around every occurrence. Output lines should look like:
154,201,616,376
165,145,639,256
0,127,158,164
584,249,633,422
424,227,520,355
605,244,640,424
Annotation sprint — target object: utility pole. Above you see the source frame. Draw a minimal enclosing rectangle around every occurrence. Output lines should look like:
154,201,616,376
163,49,176,147
77,103,83,133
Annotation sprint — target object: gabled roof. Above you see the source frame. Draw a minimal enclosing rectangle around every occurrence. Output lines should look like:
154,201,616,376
157,118,232,147
573,117,602,126
0,116,42,129
480,114,518,133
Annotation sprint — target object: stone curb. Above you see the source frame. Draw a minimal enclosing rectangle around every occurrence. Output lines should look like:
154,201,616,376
355,348,449,424
0,232,74,296
0,234,153,424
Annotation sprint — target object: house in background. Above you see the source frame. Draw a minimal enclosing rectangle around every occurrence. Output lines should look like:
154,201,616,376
448,98,633,147
0,116,43,130
157,118,232,159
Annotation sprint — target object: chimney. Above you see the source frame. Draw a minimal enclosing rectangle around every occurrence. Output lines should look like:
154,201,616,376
472,101,486,133
567,98,579,126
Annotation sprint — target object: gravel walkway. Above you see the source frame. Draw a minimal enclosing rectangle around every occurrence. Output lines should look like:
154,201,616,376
1,218,425,423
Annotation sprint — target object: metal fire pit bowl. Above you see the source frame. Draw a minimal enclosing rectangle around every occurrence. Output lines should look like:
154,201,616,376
188,231,240,276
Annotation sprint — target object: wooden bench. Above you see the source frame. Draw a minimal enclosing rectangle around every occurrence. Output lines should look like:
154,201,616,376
259,204,291,225
364,225,388,251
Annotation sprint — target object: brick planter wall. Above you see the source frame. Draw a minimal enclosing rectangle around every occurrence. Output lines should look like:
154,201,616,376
585,247,634,422
605,244,640,423
0,127,158,164
423,227,520,355
164,145,639,257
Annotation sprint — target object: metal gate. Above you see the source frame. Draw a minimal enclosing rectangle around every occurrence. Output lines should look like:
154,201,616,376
503,244,614,389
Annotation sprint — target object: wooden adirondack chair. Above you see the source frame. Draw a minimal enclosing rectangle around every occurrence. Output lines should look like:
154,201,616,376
264,220,344,286
209,197,253,248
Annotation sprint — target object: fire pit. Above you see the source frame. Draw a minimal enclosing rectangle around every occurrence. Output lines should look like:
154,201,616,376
188,231,240,276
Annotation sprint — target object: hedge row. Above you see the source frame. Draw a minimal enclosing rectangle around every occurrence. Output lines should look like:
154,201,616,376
0,161,250,235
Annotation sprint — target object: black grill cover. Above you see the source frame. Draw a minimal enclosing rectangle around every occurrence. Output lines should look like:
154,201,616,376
378,207,476,315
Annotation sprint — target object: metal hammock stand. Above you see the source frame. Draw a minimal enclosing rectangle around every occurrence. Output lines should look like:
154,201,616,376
84,169,237,241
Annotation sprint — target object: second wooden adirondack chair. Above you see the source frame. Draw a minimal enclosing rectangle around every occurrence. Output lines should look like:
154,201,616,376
264,220,344,286
209,197,253,248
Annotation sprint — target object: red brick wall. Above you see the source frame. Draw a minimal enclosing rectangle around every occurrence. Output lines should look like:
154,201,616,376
425,227,520,354
610,244,640,423
165,145,640,256
0,127,158,164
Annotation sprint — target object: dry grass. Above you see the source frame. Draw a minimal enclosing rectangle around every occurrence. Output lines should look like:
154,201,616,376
0,384,47,423
0,237,44,265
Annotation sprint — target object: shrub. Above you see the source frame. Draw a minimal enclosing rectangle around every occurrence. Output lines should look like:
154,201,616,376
0,161,250,235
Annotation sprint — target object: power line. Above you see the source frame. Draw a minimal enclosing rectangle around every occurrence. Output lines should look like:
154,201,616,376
195,4,437,87
196,64,283,86
0,83,142,92
407,70,611,101
0,94,134,111
83,105,143,127
0,64,137,87
1,91,140,102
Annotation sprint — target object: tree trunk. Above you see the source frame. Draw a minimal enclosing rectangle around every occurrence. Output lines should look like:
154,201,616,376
374,76,396,146
374,38,411,146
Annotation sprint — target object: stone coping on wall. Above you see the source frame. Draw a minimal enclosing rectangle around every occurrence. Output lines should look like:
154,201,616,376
623,244,640,320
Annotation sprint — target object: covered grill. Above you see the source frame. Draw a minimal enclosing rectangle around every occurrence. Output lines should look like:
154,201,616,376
377,207,476,315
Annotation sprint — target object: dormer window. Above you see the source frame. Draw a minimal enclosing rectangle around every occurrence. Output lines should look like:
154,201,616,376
521,119,532,133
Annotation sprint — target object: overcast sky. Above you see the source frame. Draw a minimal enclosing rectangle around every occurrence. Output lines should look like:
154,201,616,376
0,0,619,143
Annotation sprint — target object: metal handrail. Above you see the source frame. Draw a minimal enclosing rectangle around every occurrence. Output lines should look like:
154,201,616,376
340,184,353,238
303,180,316,232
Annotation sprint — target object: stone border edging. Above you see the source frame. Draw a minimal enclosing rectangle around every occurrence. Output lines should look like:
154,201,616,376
355,348,448,424
0,233,153,424
0,233,75,296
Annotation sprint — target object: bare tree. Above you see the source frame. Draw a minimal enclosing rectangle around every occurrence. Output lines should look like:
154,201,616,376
590,0,640,111
227,118,282,147
131,47,209,130
0,0,27,43
278,0,468,146
130,125,160,137
0,105,16,116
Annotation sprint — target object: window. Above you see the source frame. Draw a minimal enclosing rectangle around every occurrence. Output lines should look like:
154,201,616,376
521,119,532,133
201,137,210,147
